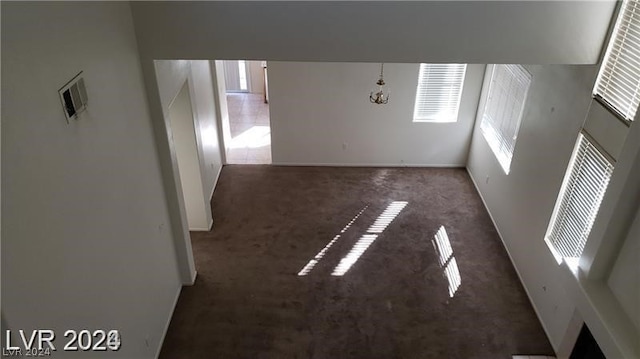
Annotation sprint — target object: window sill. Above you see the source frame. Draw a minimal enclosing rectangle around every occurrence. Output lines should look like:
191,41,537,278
412,119,457,123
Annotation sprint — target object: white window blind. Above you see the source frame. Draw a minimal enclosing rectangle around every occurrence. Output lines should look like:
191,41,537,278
594,0,640,121
413,64,467,122
545,134,614,260
479,64,531,174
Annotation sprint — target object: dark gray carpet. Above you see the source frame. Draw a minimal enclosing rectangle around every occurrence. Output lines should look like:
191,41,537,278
160,166,553,359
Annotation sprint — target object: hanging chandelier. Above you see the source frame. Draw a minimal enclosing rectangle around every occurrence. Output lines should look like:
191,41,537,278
369,63,390,104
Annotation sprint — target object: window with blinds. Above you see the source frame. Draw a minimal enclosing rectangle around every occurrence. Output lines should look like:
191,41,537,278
545,134,614,260
479,64,532,174
593,0,640,121
413,64,467,122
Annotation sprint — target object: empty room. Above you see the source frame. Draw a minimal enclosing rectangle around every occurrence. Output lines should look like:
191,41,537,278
2,2,638,359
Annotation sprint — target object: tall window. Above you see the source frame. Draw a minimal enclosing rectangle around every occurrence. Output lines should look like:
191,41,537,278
413,64,467,123
545,134,614,261
594,0,640,121
543,0,637,264
479,64,532,174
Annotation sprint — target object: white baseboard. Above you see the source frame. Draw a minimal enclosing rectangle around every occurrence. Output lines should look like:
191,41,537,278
466,167,557,354
155,285,182,359
189,226,210,231
206,165,224,230
211,164,223,200
270,162,465,168
186,271,197,286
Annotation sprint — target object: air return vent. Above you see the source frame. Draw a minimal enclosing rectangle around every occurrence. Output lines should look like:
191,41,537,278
59,72,88,122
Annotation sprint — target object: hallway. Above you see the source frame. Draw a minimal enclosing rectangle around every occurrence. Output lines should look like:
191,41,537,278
160,166,553,359
226,93,272,164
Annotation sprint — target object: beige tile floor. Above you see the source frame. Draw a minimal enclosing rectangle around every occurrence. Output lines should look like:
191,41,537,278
226,93,272,164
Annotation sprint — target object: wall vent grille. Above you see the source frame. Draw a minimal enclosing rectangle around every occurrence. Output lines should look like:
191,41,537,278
59,72,88,122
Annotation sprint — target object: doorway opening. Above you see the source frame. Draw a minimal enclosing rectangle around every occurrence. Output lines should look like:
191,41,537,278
222,60,272,164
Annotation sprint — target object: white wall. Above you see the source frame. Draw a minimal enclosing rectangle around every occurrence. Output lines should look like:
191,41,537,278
168,82,210,230
560,108,640,358
269,62,484,166
146,59,197,282
607,207,640,331
190,61,223,203
155,60,224,231
1,2,181,357
248,60,265,94
467,64,638,358
468,64,596,349
223,60,243,92
582,101,629,160
212,60,232,159
130,1,615,64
